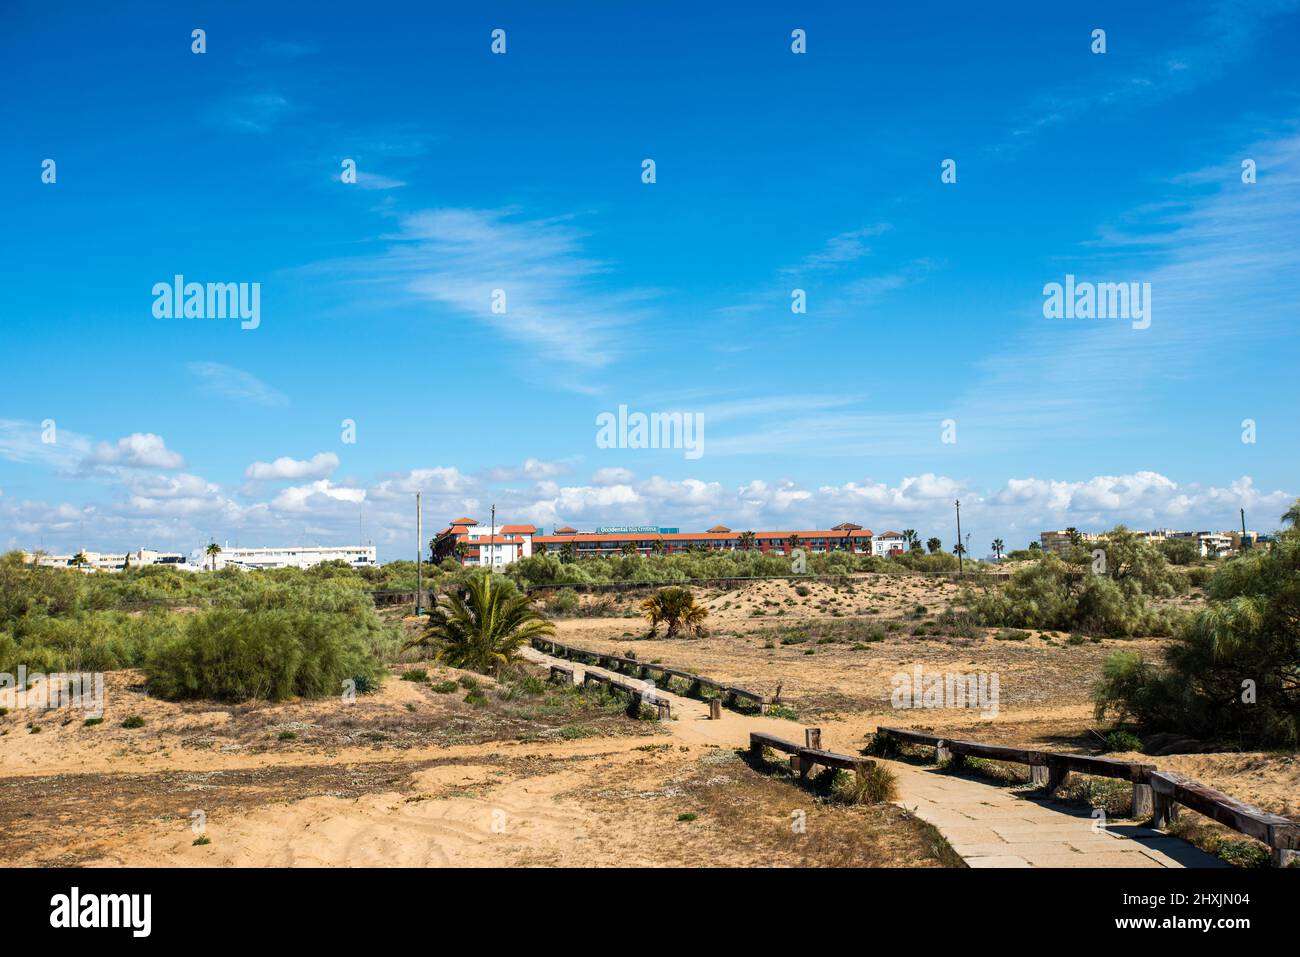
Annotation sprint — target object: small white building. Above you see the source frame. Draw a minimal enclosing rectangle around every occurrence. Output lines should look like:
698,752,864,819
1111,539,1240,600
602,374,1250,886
872,532,907,557
206,545,378,571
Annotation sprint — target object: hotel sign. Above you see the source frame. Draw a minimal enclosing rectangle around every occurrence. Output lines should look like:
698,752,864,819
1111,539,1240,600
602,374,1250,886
595,526,679,534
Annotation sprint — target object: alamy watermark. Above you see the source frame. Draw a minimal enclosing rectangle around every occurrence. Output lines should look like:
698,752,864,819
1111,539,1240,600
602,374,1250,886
891,665,999,718
1,667,104,718
1042,274,1150,330
152,275,260,330
596,405,704,460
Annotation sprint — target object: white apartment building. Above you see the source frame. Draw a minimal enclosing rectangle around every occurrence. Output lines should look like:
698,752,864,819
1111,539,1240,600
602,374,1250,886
207,545,378,571
25,548,193,572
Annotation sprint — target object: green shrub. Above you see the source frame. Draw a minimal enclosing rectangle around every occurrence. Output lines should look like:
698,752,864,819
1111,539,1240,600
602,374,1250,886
1104,730,1144,753
401,669,430,683
144,608,378,702
1093,528,1300,747
431,680,458,693
121,715,144,728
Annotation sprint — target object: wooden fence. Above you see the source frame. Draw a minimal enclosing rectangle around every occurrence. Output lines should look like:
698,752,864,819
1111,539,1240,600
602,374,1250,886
750,730,874,784
875,726,1298,867
549,665,673,721
531,637,774,712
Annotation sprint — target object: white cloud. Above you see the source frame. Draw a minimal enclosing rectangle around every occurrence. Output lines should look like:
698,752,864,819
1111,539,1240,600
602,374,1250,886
188,362,288,406
86,433,184,470
328,207,657,370
245,452,340,481
271,480,366,512
592,467,635,485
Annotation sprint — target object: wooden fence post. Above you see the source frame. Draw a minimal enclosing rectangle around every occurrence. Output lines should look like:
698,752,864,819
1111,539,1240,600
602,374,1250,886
709,699,722,720
656,699,671,721
805,728,822,750
1131,782,1154,821
935,740,951,764
1151,792,1179,829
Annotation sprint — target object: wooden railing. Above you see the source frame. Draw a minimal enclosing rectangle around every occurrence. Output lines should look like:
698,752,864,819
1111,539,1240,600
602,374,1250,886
750,730,874,783
875,726,1298,867
549,664,672,720
531,637,774,712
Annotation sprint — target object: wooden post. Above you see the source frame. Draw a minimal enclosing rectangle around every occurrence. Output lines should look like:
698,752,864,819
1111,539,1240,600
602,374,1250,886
1151,792,1179,829
790,754,812,779
1131,782,1154,821
1271,847,1296,868
1046,765,1068,797
708,699,722,720
935,740,951,764
656,700,671,721
1030,765,1049,786
749,734,764,759
805,728,822,750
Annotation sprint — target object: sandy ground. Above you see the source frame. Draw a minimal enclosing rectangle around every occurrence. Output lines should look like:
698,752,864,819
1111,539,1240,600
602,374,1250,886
2,575,1294,866
0,654,949,867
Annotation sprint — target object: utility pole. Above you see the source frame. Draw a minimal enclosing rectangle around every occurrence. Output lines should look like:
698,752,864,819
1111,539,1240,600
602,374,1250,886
1241,507,1249,552
955,499,964,577
490,504,496,572
415,491,423,616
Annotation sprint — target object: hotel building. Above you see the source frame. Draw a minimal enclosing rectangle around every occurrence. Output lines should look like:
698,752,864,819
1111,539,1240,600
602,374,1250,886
208,545,378,571
433,517,873,566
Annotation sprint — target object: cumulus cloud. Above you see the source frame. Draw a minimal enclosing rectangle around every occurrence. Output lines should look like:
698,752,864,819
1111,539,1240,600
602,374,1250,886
85,433,184,470
245,452,340,481
4,456,1292,562
271,480,366,512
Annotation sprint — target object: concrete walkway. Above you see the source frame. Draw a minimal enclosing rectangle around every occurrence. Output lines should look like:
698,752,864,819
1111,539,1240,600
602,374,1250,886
524,646,1227,868
883,759,1227,868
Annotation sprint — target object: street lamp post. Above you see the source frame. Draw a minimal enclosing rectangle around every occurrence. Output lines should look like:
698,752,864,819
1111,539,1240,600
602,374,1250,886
955,499,964,577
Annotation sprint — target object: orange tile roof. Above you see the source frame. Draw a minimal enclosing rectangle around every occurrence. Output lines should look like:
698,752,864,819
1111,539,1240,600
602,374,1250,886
706,525,732,533
450,517,476,526
534,528,873,544
499,524,537,534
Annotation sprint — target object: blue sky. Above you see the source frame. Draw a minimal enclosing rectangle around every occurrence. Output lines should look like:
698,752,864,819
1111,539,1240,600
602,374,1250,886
1,0,1298,559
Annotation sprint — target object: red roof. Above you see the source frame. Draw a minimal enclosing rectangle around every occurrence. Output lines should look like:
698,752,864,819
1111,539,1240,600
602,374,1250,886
499,524,537,534
706,525,732,533
449,517,476,526
534,528,873,545
833,522,863,530
553,526,578,534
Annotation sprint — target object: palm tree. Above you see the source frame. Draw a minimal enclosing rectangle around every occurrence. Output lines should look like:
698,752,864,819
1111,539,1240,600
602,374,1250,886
926,537,942,554
902,529,918,550
405,573,555,674
1028,540,1042,551
991,538,1004,560
641,586,708,638
621,540,639,557
559,541,576,563
1282,498,1300,528
205,542,222,571
1066,527,1082,546
651,538,666,555
786,533,802,553
70,551,89,569
738,531,757,551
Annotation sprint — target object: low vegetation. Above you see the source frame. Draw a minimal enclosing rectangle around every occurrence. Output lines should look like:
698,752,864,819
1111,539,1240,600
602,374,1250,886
640,586,709,638
405,572,555,675
964,527,1188,638
1093,525,1300,748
